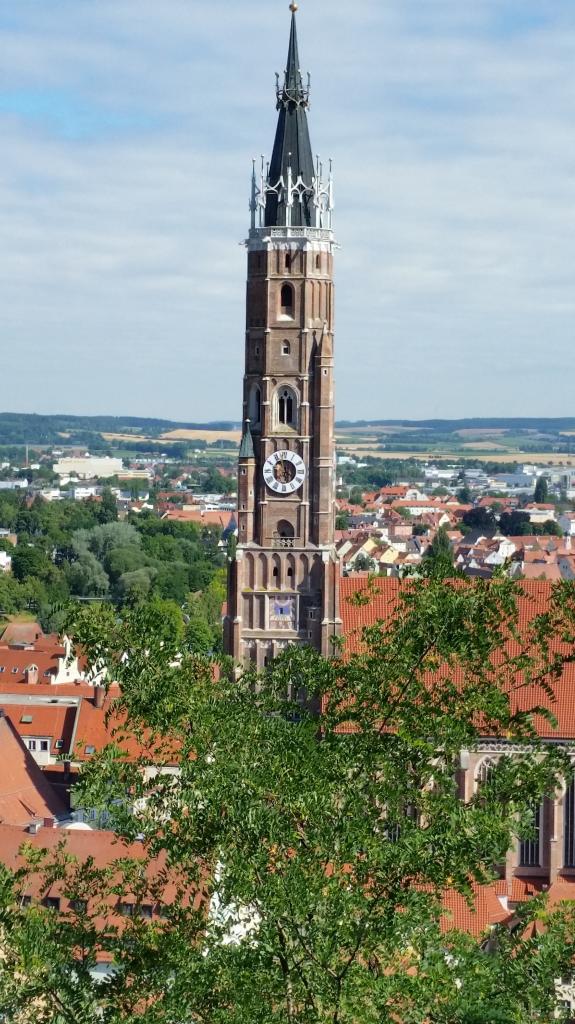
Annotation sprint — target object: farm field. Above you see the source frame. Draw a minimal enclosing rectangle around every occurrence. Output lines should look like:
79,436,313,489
102,433,161,443
161,429,242,444
335,449,575,465
2,414,575,463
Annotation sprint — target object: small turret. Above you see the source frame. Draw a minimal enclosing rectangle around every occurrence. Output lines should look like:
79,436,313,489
237,420,256,546
239,420,255,460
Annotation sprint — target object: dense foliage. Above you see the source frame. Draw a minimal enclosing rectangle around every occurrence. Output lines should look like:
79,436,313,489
2,575,575,1021
0,492,225,646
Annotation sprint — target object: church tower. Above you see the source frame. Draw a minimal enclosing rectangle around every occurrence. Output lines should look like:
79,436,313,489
224,4,341,668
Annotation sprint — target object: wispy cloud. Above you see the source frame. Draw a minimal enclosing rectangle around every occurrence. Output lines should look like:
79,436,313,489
0,0,573,420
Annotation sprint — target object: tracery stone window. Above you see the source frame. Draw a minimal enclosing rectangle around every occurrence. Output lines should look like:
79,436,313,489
475,757,496,791
276,386,297,429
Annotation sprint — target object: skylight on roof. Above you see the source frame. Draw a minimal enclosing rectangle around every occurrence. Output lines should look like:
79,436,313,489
20,714,33,724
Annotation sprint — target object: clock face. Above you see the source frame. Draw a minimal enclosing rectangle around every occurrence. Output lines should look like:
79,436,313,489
263,450,306,494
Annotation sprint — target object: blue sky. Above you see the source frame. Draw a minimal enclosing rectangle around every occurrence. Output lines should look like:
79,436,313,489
1,0,574,422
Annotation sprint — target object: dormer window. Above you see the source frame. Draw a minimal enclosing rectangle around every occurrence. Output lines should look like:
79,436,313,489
280,283,294,319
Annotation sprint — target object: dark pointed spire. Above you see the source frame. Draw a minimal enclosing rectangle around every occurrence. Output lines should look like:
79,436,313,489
239,420,255,460
265,6,315,228
284,7,305,103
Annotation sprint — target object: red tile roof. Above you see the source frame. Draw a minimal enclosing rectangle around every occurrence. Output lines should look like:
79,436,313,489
1,704,78,756
441,883,509,937
0,823,207,960
0,622,44,645
340,577,575,739
0,714,67,825
162,509,233,528
0,645,62,684
520,563,562,581
71,695,181,765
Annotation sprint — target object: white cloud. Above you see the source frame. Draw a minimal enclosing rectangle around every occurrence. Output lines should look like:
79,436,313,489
0,0,573,420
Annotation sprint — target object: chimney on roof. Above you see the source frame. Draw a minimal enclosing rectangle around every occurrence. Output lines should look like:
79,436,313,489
93,684,105,709
28,821,42,835
25,665,38,686
43,817,56,829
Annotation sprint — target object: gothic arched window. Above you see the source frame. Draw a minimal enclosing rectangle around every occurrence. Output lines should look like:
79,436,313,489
277,520,294,539
277,387,296,428
280,283,294,319
475,757,496,790
282,340,291,356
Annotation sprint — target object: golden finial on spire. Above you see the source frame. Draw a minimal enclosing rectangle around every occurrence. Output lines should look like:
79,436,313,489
289,2,299,11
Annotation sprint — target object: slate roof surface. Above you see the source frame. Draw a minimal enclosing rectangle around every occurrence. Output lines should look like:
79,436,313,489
265,11,315,228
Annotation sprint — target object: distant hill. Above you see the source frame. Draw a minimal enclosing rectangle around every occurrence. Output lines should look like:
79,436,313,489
0,413,240,447
1,413,575,458
335,418,575,432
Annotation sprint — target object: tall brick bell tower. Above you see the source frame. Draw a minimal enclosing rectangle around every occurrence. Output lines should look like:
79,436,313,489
224,3,342,669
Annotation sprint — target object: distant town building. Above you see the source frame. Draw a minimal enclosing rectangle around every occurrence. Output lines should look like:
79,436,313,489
53,456,123,479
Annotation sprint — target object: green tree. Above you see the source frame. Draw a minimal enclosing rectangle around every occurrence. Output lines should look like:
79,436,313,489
11,545,53,583
424,525,453,570
3,577,575,1021
116,567,155,604
64,552,109,598
499,511,532,536
457,484,472,504
0,574,25,614
348,487,364,506
155,562,191,603
186,614,216,654
335,510,350,530
353,552,377,572
202,468,235,495
534,476,549,504
73,521,141,563
105,545,149,583
462,507,497,533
